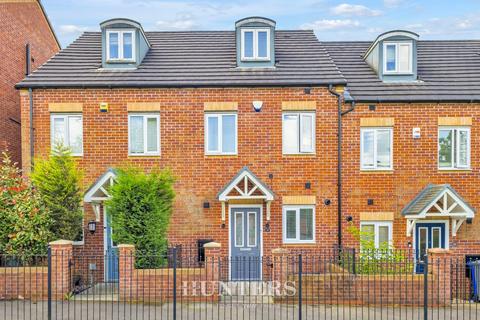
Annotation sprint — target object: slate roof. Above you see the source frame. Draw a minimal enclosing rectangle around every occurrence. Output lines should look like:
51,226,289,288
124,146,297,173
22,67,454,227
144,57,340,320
323,40,480,102
401,184,475,216
16,30,345,88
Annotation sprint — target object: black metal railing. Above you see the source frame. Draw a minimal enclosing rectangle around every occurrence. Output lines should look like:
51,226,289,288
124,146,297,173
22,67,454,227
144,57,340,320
0,247,479,320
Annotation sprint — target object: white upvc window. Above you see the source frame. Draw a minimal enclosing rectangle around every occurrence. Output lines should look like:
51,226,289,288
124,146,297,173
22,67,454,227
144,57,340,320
282,112,315,154
241,28,270,61
128,114,160,156
383,42,412,74
438,127,470,169
50,114,83,156
106,29,136,62
360,128,393,170
360,221,393,249
205,113,237,155
283,205,315,244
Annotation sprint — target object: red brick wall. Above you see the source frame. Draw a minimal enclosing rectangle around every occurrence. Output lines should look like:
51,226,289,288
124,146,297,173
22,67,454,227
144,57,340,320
342,103,480,255
0,0,59,166
0,267,48,300
21,87,339,257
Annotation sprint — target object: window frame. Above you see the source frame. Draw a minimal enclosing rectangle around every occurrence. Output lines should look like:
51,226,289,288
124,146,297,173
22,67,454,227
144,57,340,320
128,113,161,156
360,221,393,250
382,41,413,74
240,28,271,61
204,113,238,155
360,127,393,170
282,112,316,155
438,126,471,170
50,113,83,156
106,29,136,62
234,211,244,247
282,205,316,244
247,211,257,248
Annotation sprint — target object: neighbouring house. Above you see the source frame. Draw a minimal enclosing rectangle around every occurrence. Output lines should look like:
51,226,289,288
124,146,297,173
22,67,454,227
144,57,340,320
323,31,480,264
15,17,480,283
0,0,60,166
16,17,345,281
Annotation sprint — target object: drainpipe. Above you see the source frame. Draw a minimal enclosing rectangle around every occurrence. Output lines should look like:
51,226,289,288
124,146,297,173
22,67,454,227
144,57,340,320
29,88,34,170
328,85,355,250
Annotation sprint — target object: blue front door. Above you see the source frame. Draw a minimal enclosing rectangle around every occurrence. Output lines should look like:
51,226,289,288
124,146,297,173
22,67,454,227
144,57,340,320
230,207,261,281
104,208,119,282
415,222,446,273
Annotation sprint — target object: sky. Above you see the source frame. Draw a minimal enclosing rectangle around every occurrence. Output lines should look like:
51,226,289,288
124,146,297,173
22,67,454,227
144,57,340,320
42,0,480,48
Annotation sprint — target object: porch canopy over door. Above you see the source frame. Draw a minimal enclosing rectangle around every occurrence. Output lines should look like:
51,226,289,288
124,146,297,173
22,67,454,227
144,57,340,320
217,166,275,223
83,168,117,221
402,184,475,237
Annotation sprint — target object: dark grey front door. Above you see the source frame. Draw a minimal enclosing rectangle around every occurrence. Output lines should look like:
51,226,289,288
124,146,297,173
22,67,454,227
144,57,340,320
230,207,261,280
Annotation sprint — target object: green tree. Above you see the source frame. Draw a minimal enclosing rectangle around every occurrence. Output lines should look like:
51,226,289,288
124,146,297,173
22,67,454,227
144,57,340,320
31,144,83,241
0,151,52,256
106,167,175,267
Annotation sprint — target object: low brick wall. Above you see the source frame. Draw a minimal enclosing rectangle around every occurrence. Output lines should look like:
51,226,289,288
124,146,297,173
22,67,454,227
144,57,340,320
283,273,444,306
118,243,221,303
0,267,48,301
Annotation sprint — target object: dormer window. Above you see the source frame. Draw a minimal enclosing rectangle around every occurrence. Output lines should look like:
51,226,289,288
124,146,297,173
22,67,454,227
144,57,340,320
241,29,270,61
383,42,412,74
106,29,135,62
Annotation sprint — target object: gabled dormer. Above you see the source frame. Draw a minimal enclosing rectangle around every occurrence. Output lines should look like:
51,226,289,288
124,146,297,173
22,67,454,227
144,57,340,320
235,17,276,68
100,18,151,69
363,30,419,82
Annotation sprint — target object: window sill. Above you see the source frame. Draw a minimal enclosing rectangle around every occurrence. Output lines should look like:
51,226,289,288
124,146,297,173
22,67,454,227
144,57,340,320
72,241,84,246
106,59,136,64
438,169,472,173
360,169,394,174
205,154,238,158
128,154,161,157
282,153,316,157
282,242,316,246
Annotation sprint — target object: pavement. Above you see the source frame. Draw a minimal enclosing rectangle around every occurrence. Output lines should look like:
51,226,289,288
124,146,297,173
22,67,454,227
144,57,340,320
0,301,479,320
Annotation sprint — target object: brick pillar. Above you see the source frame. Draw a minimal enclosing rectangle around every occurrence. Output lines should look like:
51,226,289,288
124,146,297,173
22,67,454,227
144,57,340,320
204,242,221,301
118,244,135,302
272,248,290,300
428,248,452,306
49,240,73,300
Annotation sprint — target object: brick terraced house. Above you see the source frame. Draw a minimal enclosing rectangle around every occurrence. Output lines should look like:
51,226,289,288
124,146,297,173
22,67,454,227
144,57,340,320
324,32,480,264
0,0,60,166
16,19,480,281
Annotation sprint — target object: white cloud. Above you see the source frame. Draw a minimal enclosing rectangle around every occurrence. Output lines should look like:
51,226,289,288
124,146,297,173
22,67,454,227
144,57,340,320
301,19,360,31
58,24,91,35
156,14,200,30
332,4,382,17
384,0,405,8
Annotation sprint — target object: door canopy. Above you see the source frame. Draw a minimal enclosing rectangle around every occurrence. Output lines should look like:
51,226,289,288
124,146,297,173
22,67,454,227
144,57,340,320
83,168,117,221
217,167,274,223
402,184,475,237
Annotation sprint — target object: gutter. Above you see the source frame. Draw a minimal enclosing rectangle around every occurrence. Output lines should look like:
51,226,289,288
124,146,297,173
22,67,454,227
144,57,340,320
328,85,355,250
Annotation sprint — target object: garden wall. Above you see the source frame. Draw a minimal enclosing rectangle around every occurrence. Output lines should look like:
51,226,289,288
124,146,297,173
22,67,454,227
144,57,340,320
0,267,48,300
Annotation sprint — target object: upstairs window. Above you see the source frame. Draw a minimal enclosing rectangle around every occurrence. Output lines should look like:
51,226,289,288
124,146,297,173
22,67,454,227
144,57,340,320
51,114,83,156
241,29,270,61
205,113,237,155
383,42,412,74
361,128,392,170
107,30,135,62
128,114,160,155
438,127,470,169
283,112,315,154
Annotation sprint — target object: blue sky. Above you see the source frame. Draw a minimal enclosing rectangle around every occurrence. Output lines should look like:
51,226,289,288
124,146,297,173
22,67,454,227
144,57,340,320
42,0,480,48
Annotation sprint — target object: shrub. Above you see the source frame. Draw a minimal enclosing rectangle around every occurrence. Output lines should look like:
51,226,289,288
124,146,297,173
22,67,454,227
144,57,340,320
346,223,411,274
106,167,175,268
31,144,83,241
0,152,52,256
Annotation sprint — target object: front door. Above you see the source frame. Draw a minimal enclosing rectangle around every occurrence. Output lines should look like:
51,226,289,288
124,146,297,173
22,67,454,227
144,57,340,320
415,222,446,273
104,207,119,282
230,207,261,281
